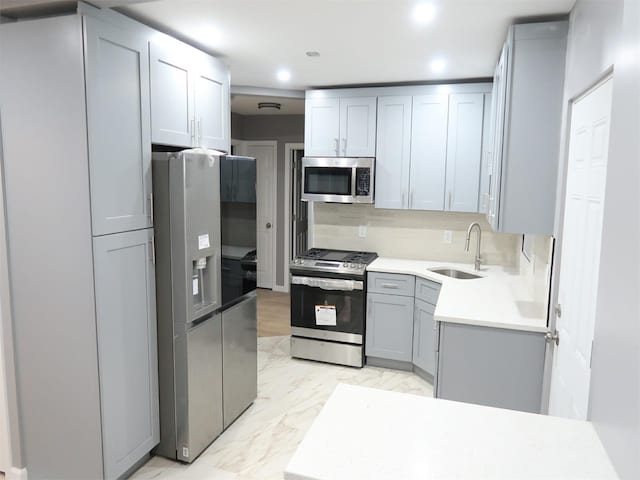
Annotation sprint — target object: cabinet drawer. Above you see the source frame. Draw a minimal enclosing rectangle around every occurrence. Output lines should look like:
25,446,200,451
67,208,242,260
367,273,415,297
415,277,441,305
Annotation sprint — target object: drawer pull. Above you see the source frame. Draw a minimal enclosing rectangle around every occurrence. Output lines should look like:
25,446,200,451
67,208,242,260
381,283,399,289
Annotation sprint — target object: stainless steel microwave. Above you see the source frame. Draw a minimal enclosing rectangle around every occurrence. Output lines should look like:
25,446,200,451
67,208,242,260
301,157,375,203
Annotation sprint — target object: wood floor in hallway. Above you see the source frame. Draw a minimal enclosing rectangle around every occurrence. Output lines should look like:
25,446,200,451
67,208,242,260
257,288,290,337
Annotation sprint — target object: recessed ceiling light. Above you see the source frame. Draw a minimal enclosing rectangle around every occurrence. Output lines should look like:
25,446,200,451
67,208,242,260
430,58,447,74
277,69,291,82
306,51,320,57
412,3,437,25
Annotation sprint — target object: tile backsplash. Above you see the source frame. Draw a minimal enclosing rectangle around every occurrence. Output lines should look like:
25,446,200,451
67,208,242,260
311,204,521,267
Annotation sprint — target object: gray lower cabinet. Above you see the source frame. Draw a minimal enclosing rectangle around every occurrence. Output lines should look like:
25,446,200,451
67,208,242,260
365,292,414,362
93,228,159,479
412,298,437,376
435,322,546,413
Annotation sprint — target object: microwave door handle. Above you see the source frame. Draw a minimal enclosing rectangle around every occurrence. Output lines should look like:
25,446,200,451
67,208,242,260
352,167,357,200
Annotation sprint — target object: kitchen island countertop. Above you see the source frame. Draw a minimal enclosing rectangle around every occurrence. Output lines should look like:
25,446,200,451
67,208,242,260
284,384,617,480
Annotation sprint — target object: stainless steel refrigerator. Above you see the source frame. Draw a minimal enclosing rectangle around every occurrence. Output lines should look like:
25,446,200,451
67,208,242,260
152,149,257,463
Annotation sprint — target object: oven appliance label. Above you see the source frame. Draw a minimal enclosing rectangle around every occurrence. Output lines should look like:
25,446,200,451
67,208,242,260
315,305,337,326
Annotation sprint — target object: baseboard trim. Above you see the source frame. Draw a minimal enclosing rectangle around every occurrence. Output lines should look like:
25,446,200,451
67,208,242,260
272,284,289,293
6,466,28,480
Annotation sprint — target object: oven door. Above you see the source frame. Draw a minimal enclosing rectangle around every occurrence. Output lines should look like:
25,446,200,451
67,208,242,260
290,275,364,344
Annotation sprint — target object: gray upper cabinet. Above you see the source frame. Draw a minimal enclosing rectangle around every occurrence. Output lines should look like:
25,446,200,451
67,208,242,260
304,95,376,157
409,94,449,211
150,37,230,152
487,21,568,234
339,96,377,156
445,93,484,212
84,15,153,236
92,228,159,479
412,298,437,376
149,39,195,147
304,97,340,156
375,95,412,209
366,292,414,362
478,93,493,214
194,51,230,152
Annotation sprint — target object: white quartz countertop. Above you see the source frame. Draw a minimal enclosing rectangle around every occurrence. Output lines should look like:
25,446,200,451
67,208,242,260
284,384,618,480
367,257,548,333
221,244,255,260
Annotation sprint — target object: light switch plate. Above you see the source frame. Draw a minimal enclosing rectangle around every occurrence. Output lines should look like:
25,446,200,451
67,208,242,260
444,230,453,244
358,225,367,238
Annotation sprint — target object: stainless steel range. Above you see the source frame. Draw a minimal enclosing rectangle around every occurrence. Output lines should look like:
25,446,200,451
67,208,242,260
289,248,378,368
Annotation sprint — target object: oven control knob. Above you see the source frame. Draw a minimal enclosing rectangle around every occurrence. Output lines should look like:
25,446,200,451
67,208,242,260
342,263,348,267
349,263,356,268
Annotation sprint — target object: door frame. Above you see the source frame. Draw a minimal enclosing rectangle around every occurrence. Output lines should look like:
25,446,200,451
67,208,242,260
543,71,614,416
243,140,278,291
283,142,305,293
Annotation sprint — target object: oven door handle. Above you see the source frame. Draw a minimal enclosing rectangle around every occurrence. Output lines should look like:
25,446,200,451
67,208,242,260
291,276,364,291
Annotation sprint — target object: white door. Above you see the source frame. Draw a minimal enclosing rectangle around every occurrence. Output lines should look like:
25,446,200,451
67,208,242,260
245,142,276,289
549,77,613,420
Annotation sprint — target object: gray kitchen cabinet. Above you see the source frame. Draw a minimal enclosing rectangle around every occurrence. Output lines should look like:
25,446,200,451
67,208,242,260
487,21,568,234
194,50,231,152
149,38,195,147
84,15,153,236
92,228,159,479
368,272,416,297
375,95,412,209
366,292,415,362
412,298,437,377
435,322,546,413
150,37,230,152
409,94,449,211
478,93,493,214
304,95,376,157
445,93,484,212
0,8,166,478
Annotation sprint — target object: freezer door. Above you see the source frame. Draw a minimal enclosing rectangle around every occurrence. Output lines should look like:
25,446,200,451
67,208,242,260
222,294,258,429
179,314,223,462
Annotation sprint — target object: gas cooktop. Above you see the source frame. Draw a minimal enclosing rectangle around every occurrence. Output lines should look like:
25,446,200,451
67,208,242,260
290,248,378,276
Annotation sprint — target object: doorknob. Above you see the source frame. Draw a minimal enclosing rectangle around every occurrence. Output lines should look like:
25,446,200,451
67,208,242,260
266,222,272,229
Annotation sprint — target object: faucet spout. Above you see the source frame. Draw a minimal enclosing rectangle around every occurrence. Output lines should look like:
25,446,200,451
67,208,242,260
465,222,482,271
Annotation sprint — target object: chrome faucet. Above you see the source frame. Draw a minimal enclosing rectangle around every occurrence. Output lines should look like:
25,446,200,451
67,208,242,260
465,222,482,271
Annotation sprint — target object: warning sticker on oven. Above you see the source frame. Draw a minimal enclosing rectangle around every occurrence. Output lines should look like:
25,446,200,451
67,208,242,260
315,305,337,326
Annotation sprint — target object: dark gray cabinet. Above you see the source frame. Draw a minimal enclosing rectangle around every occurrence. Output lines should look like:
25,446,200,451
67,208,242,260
365,292,415,362
92,228,159,479
84,15,153,236
435,322,546,413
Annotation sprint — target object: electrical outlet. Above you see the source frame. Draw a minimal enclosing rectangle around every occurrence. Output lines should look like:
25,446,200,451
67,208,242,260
358,225,367,238
443,230,453,244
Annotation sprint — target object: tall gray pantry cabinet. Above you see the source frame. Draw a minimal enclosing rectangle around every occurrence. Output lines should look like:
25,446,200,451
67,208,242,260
0,10,159,480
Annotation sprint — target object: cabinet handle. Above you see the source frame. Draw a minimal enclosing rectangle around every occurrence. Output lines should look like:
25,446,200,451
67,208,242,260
448,191,452,210
381,283,399,289
190,119,196,144
149,192,154,223
198,118,203,145
342,138,347,155
410,191,414,209
150,235,156,266
334,138,339,156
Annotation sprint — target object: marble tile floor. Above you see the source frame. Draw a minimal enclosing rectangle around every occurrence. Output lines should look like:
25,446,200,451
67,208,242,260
131,336,432,480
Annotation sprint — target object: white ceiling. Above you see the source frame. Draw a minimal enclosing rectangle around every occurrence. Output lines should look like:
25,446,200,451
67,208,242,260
231,95,304,115
122,0,576,91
